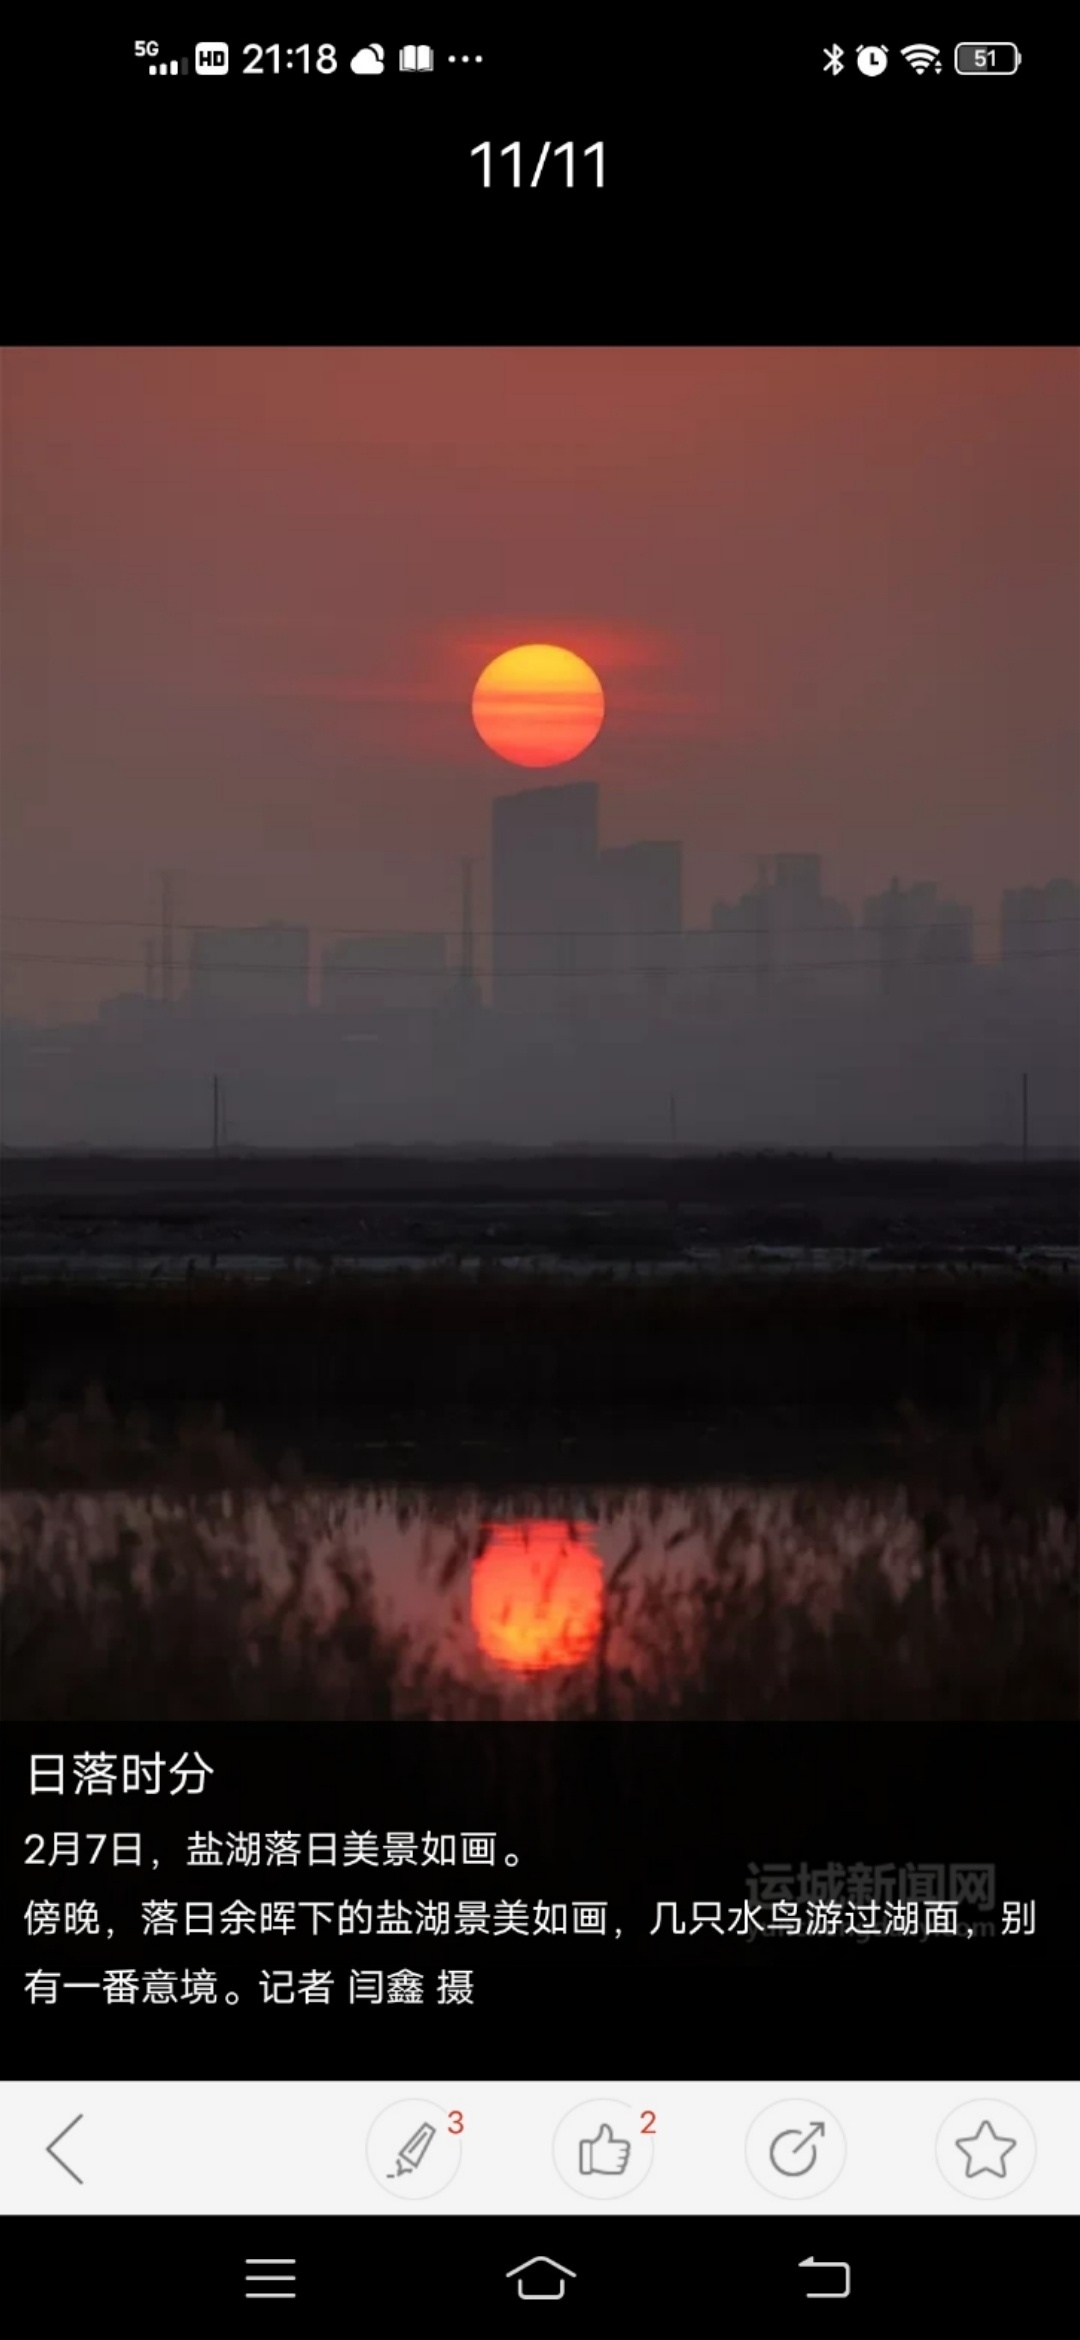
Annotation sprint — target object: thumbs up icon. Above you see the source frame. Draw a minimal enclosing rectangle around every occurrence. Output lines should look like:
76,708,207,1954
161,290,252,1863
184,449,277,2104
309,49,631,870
554,2099,653,2199
579,2121,631,2176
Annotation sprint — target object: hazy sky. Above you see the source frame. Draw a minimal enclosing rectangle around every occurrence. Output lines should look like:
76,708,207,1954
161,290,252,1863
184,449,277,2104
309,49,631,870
3,345,1077,1017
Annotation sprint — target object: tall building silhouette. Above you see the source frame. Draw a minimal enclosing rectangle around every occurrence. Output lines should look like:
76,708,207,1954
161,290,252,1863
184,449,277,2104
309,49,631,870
711,853,854,992
1001,878,1079,966
597,840,682,998
862,880,972,994
491,780,599,1013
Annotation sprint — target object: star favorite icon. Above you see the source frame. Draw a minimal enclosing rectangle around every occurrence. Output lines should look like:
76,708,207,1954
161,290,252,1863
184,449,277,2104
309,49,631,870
955,2119,1017,2179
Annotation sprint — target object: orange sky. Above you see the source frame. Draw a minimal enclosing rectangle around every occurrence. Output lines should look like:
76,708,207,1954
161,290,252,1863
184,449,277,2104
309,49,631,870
2,346,1076,1017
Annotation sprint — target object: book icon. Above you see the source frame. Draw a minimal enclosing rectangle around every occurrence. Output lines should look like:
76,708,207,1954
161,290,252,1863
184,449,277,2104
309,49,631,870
400,45,434,71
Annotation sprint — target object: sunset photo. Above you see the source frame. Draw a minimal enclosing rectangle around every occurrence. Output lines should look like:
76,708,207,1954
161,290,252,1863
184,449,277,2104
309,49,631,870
1,345,1076,1721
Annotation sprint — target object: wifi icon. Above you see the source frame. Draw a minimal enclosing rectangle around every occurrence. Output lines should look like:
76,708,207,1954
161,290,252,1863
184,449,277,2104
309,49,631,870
902,43,941,73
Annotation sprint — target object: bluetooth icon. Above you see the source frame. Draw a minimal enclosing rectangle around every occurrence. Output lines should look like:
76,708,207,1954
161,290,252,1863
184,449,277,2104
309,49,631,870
823,44,844,74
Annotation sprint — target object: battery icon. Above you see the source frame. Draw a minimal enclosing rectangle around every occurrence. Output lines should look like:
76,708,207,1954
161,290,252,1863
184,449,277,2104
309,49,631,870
954,43,1021,73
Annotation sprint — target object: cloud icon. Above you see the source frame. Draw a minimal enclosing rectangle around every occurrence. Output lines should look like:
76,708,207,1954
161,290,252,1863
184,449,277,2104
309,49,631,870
350,45,384,74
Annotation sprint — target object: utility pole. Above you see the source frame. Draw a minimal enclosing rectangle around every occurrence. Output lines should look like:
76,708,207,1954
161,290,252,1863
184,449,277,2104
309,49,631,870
160,871,175,1005
144,938,157,999
1022,1070,1029,1164
212,1073,221,1155
669,1091,678,1146
455,857,481,1034
460,858,475,987
754,853,772,993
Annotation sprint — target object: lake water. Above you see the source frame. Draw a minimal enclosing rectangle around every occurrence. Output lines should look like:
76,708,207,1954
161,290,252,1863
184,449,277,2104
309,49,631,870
3,1481,1073,1719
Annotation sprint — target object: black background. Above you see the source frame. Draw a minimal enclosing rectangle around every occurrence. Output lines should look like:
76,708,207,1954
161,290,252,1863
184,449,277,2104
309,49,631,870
4,1724,1075,2078
2,24,1074,339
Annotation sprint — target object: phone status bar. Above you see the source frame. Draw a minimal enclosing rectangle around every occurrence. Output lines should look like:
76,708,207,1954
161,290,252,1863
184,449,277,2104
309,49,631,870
135,43,484,78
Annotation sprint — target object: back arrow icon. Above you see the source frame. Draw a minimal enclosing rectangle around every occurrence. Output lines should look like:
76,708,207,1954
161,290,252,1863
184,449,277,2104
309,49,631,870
47,2114,84,2183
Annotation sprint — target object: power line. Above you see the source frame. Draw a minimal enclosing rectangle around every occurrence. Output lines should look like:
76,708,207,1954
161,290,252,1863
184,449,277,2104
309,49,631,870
2,947,1076,978
2,911,1077,937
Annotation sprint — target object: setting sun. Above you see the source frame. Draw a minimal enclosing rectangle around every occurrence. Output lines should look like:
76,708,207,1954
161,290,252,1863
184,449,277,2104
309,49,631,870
471,643,605,768
470,1519,604,1672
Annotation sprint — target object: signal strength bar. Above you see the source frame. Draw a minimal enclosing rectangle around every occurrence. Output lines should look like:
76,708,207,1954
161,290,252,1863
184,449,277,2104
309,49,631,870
148,59,189,75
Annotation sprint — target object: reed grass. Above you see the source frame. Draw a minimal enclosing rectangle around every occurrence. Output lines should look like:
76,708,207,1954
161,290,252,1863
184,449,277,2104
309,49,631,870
2,1454,1074,1722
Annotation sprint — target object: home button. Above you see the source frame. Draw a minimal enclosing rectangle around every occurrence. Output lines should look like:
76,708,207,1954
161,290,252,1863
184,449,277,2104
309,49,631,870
506,2256,577,2303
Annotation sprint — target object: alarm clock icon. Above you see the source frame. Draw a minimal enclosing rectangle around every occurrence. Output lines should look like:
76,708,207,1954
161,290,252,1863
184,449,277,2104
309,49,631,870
856,45,888,75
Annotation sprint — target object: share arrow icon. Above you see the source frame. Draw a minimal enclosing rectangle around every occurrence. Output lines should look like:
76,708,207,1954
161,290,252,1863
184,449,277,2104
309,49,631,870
769,2117,827,2175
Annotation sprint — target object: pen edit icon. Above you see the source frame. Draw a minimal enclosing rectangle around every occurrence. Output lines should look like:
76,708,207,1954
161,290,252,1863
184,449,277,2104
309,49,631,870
389,2120,436,2178
366,2100,463,2200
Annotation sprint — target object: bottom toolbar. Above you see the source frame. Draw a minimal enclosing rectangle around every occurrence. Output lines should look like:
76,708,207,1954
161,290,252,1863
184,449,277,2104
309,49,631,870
1,2081,1074,2215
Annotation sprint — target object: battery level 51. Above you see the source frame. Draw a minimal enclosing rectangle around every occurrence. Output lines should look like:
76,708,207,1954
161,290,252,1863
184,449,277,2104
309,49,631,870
954,43,1021,73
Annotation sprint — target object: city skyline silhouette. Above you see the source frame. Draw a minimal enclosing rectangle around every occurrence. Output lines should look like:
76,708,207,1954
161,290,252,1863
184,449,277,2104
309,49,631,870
4,346,1076,1035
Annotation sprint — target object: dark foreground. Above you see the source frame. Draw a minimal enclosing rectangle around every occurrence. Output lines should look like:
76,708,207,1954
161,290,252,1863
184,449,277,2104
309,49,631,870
2,1265,1076,1720
3,1264,1075,1476
2,1181,1076,1722
3,1273,1076,1555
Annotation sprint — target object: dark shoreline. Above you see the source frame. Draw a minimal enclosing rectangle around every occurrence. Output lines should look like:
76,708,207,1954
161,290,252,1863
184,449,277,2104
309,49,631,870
3,1266,1075,1506
2,1150,1077,1263
0,1400,920,1494
5,1263,1073,1393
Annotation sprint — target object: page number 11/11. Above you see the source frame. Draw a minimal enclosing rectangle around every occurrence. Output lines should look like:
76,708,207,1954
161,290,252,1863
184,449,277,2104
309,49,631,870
470,142,604,188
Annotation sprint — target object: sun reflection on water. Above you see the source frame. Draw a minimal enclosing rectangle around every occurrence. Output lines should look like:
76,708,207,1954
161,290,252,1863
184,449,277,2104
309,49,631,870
470,1518,604,1672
